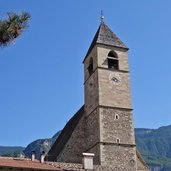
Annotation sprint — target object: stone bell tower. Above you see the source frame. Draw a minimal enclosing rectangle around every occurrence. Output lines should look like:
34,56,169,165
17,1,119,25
83,20,137,170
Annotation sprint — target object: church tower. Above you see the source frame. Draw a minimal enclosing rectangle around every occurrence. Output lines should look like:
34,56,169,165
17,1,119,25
83,20,137,170
47,18,148,171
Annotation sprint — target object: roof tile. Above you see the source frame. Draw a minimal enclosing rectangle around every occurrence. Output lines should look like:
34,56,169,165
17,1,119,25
0,157,60,170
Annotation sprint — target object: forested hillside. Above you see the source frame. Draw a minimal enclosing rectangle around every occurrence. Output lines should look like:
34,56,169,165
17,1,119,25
135,125,171,170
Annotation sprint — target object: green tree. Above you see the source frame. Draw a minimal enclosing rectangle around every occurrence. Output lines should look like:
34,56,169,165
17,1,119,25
0,12,30,46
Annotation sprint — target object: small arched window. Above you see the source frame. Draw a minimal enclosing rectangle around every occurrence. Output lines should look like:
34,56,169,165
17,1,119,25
116,138,120,144
108,51,119,70
115,114,119,120
88,57,93,76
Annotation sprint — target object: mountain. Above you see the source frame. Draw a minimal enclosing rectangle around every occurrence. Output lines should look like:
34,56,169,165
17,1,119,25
0,131,61,159
135,125,171,171
1,125,171,171
0,146,25,157
23,131,61,159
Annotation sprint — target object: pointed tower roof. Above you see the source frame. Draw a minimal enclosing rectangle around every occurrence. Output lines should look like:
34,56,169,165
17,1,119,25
83,21,128,62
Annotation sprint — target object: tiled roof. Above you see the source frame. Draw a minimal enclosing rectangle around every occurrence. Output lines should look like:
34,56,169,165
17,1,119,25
83,21,128,62
46,106,84,161
0,157,60,170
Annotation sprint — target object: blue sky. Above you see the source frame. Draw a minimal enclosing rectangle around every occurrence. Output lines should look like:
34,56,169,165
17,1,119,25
0,0,171,147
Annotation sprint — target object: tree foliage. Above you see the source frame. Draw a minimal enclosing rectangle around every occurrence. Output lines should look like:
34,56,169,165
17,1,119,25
135,125,171,170
0,12,30,46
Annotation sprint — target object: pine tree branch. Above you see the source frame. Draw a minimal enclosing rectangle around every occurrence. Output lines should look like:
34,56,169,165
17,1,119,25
0,12,31,46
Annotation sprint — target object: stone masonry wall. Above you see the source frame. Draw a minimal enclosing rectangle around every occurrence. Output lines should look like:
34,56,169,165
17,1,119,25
84,69,99,115
97,45,129,72
101,144,137,171
84,45,98,82
98,69,132,109
99,107,135,145
98,107,137,169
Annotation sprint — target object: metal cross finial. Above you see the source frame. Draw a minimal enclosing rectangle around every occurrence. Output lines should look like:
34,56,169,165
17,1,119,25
100,10,104,22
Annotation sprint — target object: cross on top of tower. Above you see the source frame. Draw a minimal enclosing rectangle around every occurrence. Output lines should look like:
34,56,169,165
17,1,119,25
100,10,104,22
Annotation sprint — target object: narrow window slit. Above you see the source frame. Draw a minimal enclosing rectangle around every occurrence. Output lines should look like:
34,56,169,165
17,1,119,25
88,57,93,75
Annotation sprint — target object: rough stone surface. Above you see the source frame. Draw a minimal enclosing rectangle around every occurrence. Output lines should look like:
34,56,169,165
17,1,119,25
97,45,129,71
100,107,135,144
84,45,98,82
84,69,99,115
101,145,137,170
98,69,132,109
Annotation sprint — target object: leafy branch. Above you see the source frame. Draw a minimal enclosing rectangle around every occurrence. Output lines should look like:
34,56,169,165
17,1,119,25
0,12,30,46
